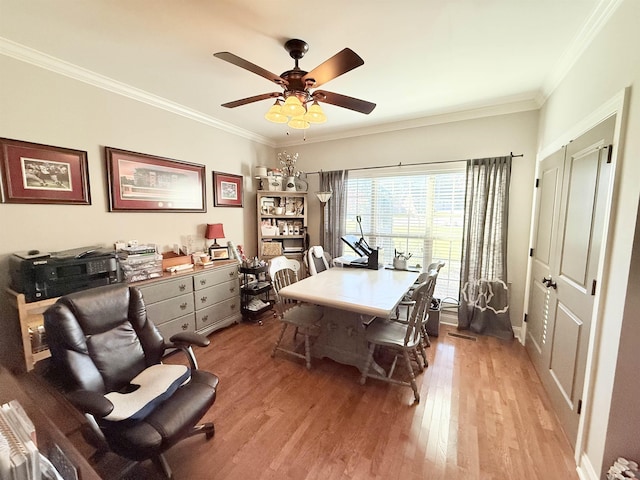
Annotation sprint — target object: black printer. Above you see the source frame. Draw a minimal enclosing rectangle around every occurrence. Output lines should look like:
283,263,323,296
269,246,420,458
9,246,121,302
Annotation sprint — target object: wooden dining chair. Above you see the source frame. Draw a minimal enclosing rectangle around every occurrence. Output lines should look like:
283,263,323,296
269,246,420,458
360,279,434,403
269,257,324,369
394,267,440,347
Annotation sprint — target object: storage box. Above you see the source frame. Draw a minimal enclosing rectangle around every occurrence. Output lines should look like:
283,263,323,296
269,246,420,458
261,242,282,256
161,253,192,270
261,225,279,236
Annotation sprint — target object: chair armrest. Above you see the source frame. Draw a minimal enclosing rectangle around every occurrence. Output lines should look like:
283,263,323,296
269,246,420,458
167,331,210,348
66,390,114,418
165,332,210,370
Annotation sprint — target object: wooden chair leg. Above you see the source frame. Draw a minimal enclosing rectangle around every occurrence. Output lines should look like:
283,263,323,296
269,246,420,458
304,333,312,370
421,326,431,347
271,323,288,357
359,343,376,385
403,349,420,403
418,343,428,369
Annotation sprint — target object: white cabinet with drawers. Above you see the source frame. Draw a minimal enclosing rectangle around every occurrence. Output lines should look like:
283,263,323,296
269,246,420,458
192,263,241,334
137,261,241,339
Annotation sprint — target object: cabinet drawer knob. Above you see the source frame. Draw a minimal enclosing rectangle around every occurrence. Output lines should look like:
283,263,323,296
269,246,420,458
179,284,186,291
201,296,207,303
181,323,189,330
200,279,207,285
180,302,188,310
230,303,237,310
202,315,208,321
228,271,235,277
229,287,236,293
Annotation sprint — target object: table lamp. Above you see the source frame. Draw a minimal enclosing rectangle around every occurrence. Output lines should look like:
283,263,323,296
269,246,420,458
205,223,228,260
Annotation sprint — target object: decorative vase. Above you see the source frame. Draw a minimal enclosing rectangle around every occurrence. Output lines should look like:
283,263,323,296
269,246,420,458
285,176,296,192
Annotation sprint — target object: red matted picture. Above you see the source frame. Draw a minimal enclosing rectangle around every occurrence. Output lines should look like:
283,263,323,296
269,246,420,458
213,171,243,207
0,138,90,205
106,147,206,212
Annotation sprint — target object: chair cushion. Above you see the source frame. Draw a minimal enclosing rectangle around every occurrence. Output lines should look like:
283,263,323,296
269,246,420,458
282,304,324,327
103,364,190,421
104,370,219,460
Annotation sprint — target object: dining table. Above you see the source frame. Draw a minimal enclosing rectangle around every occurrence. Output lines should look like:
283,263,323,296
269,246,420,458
277,266,420,374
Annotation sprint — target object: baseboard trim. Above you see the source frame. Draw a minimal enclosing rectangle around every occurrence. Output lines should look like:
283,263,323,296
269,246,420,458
577,452,598,480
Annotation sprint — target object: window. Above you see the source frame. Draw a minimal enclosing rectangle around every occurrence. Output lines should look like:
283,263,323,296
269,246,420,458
343,163,466,300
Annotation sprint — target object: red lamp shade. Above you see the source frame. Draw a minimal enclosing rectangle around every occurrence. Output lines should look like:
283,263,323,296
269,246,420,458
205,223,225,246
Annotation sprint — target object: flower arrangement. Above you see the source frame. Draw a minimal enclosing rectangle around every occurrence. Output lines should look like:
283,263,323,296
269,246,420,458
278,151,299,177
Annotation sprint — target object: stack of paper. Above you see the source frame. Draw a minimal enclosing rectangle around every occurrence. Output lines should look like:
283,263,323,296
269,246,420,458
0,400,39,480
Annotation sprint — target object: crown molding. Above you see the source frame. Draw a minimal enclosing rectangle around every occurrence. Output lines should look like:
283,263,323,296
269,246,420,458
540,0,624,104
276,97,540,148
0,37,276,147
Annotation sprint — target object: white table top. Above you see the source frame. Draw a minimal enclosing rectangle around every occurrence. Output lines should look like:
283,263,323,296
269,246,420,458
278,267,420,318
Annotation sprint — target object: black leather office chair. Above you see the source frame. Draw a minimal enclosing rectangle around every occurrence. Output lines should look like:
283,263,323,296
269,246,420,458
44,283,218,479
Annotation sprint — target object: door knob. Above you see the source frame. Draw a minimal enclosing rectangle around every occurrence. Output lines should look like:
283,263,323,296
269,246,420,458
542,277,557,289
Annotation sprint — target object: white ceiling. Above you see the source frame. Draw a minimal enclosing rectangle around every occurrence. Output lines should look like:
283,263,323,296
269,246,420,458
0,0,617,147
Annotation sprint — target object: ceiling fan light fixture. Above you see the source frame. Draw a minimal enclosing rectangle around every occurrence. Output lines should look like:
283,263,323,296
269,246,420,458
265,100,288,123
304,101,327,124
288,115,310,130
281,96,306,117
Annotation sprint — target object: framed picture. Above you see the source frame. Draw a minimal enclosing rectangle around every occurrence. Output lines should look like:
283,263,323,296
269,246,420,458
0,138,90,205
209,245,230,261
213,171,243,207
106,147,206,212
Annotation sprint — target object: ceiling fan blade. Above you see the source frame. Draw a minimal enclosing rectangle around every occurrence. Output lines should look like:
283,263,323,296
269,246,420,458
302,48,364,88
214,52,288,86
313,90,376,114
221,92,281,108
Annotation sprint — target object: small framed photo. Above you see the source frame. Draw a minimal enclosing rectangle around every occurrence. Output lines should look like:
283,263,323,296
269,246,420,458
213,171,243,207
0,138,90,205
209,246,230,261
106,147,206,212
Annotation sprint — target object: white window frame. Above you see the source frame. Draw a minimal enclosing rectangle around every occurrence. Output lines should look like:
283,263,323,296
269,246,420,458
343,162,465,301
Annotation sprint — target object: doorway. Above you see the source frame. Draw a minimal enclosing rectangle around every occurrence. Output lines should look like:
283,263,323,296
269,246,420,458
525,115,615,447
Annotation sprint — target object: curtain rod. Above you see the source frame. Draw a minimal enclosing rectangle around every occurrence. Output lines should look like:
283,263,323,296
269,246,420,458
305,152,523,175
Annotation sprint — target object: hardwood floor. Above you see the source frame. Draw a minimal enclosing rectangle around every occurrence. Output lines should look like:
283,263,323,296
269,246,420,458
92,315,578,479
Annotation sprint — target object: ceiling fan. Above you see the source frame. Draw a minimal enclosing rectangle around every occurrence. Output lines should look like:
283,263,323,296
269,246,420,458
213,39,376,129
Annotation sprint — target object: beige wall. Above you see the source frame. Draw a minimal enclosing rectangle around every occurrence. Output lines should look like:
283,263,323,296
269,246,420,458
537,0,640,476
288,110,539,334
4,3,638,474
0,55,273,369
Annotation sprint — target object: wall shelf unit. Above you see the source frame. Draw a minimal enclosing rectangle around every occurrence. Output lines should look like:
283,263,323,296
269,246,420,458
257,192,307,268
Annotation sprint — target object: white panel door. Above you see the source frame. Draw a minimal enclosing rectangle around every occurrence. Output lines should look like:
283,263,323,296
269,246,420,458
526,115,615,447
525,148,564,374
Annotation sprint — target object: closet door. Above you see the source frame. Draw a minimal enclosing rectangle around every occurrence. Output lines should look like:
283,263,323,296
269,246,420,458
525,148,564,375
526,115,615,447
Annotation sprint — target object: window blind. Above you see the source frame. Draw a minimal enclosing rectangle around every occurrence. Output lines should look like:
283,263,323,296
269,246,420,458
344,163,465,300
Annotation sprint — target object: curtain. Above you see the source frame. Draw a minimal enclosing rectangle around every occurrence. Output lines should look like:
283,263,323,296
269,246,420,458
458,156,513,340
320,170,349,258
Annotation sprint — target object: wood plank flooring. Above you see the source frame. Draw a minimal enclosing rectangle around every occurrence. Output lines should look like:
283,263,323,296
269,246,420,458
85,316,578,479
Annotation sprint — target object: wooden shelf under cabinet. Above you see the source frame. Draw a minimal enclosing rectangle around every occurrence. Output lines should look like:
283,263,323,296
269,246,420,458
7,289,56,372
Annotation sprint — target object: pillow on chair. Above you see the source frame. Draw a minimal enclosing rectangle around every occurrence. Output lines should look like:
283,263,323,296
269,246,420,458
103,364,191,422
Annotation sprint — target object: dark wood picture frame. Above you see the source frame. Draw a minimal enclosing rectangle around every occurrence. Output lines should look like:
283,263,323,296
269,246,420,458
213,171,243,207
0,138,90,205
106,147,206,212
